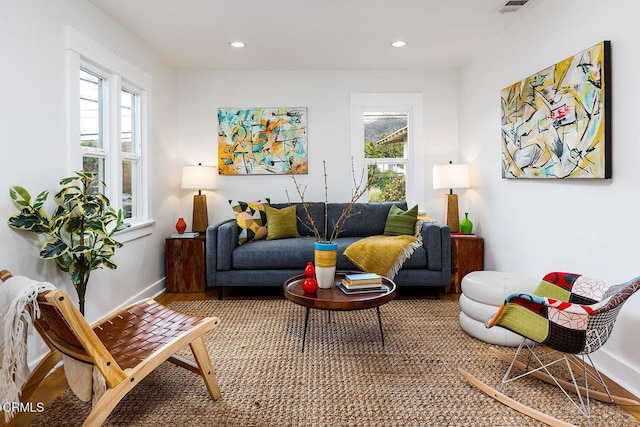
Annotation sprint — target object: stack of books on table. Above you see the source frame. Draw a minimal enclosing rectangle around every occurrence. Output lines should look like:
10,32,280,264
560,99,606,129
338,273,385,294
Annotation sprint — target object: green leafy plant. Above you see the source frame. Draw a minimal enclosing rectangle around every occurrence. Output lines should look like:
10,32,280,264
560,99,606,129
8,171,130,315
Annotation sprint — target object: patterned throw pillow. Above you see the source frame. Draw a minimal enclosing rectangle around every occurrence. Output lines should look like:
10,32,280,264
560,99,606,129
264,205,300,240
383,204,418,236
229,199,270,245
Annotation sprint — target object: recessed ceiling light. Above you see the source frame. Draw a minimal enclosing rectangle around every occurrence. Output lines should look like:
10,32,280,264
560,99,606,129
229,41,246,48
391,40,407,48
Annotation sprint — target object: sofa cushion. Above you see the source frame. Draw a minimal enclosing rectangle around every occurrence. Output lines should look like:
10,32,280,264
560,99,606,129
265,205,300,240
383,204,418,236
229,199,269,245
233,236,317,269
328,202,406,237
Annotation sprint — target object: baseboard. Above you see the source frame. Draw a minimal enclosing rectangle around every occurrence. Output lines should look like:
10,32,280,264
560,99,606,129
591,348,640,399
119,276,167,304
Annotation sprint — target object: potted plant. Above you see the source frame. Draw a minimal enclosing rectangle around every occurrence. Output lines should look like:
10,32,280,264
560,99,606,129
7,171,130,315
287,160,371,288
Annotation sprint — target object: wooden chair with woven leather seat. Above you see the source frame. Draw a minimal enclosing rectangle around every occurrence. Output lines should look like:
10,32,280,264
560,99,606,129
0,270,221,427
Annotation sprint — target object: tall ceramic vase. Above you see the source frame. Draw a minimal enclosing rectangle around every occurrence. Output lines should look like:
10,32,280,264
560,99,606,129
314,242,337,289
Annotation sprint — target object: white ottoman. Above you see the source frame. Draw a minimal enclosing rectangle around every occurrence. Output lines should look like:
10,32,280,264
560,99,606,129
459,271,538,346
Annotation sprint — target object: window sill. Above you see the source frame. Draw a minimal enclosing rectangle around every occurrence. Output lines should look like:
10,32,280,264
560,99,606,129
118,220,156,243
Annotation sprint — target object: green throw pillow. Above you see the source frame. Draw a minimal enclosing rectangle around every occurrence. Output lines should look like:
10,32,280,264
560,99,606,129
265,205,300,240
383,204,418,236
229,199,270,245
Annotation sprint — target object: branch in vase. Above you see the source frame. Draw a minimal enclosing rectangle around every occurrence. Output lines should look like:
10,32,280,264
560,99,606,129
287,157,372,243
327,160,371,242
285,176,321,241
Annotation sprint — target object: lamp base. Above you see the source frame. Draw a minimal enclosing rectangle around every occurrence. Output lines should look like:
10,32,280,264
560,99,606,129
445,193,460,233
192,194,209,233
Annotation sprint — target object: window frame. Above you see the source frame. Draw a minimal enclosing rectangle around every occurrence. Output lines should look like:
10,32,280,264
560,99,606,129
350,93,424,209
119,84,143,221
67,27,154,242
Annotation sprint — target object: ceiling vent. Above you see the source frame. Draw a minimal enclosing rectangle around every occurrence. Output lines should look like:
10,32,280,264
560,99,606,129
499,0,530,13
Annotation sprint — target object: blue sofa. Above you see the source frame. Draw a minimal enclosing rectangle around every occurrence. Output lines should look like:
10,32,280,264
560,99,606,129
205,202,451,297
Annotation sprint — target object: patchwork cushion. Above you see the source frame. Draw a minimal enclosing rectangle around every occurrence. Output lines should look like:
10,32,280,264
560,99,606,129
229,199,269,245
265,205,300,240
383,204,418,236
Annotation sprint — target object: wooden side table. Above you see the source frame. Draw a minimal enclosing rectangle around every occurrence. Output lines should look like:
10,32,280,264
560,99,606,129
447,234,484,294
165,235,206,292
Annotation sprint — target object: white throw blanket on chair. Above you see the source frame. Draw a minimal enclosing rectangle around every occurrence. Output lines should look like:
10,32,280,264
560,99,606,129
0,275,56,422
62,355,107,406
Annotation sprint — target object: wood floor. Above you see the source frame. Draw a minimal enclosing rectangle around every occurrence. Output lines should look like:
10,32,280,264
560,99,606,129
17,287,638,425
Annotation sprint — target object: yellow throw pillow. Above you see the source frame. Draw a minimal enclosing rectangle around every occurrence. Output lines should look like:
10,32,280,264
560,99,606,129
265,205,300,240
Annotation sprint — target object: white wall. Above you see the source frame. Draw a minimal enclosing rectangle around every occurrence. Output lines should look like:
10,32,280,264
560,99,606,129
177,70,459,225
0,0,178,332
458,0,640,397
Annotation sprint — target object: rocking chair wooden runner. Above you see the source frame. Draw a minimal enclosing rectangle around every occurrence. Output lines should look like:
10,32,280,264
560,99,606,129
0,270,221,426
459,272,640,427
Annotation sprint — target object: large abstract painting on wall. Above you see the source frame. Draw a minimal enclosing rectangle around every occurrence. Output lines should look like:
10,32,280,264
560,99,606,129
218,107,308,175
501,41,611,179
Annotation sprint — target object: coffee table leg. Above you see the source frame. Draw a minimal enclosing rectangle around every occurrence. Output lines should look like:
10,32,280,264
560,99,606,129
302,307,310,352
376,306,385,347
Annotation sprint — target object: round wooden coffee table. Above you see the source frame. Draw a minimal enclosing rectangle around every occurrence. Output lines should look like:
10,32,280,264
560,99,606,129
283,271,396,352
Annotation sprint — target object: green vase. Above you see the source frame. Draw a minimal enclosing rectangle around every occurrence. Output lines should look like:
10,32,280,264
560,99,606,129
460,212,473,234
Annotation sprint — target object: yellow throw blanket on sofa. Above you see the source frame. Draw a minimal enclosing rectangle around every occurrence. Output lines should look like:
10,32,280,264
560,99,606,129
344,233,423,279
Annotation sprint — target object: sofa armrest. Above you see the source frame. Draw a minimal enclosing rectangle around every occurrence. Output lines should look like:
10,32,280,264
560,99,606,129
420,222,451,277
205,219,237,287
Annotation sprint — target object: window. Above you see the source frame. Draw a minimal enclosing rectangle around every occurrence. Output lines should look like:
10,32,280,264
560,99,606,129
364,112,408,202
68,27,152,241
350,93,424,208
79,65,143,221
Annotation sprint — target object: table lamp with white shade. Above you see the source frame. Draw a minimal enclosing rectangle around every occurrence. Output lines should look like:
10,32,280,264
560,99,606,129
433,161,470,233
181,163,218,232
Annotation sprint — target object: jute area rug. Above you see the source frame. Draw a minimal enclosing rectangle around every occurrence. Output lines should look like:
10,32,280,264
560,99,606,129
33,299,638,426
